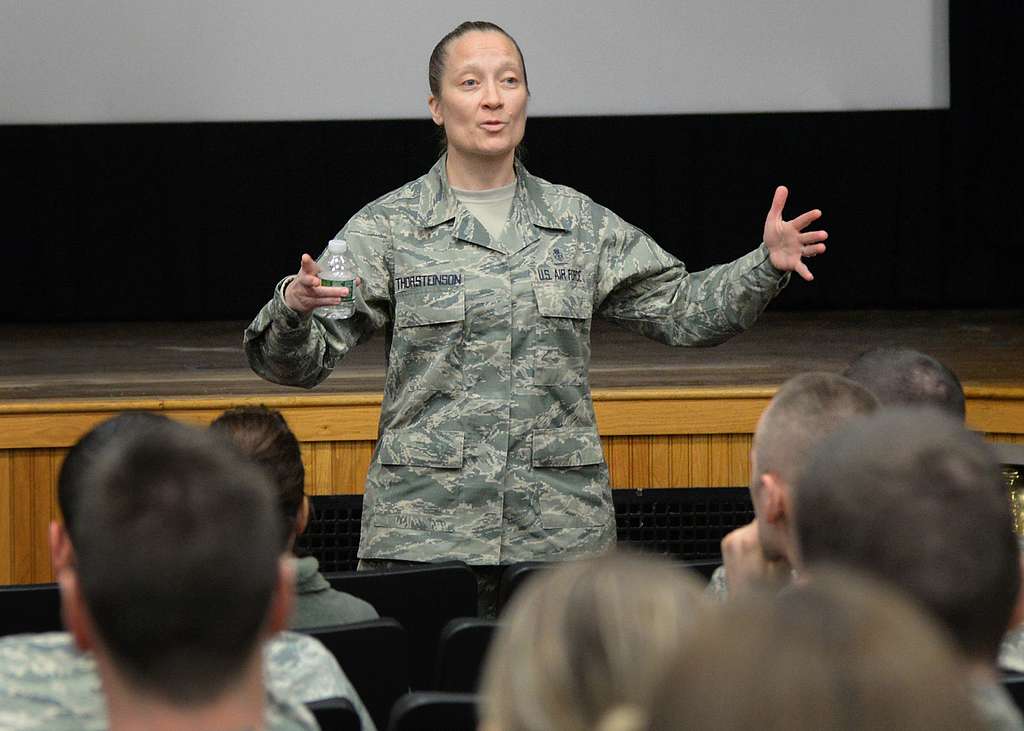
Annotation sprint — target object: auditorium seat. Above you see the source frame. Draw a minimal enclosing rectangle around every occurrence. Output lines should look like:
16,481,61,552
0,582,62,636
1003,672,1024,713
386,691,478,731
496,561,547,615
302,618,409,731
305,696,361,731
323,563,477,690
433,617,499,692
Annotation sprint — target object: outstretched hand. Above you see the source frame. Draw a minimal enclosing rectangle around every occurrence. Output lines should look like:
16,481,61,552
763,186,828,282
284,254,361,314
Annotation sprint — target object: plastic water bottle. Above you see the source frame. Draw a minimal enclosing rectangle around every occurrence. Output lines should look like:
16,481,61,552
318,239,355,320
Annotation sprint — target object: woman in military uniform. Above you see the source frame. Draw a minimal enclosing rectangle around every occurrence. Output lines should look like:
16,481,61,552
245,21,827,574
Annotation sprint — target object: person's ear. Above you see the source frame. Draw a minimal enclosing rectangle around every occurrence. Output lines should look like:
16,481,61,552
49,520,74,576
428,95,444,126
760,472,789,525
295,496,310,538
264,556,296,637
57,568,94,652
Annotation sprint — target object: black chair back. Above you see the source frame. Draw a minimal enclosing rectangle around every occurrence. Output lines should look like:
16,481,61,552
386,691,478,731
0,582,62,636
433,617,499,692
496,561,547,616
324,562,477,689
306,696,362,731
303,618,408,731
1003,672,1024,713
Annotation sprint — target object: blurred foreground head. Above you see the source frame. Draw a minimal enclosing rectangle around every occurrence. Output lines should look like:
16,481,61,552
646,569,982,730
479,551,705,731
794,407,1018,664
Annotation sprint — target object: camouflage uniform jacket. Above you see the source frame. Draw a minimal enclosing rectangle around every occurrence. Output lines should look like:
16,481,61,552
245,155,789,565
0,631,376,731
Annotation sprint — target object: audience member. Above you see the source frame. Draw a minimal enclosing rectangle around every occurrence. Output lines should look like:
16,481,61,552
793,407,1024,730
478,551,706,731
648,569,982,730
843,346,965,419
210,405,378,629
707,372,878,599
66,419,307,730
0,412,375,730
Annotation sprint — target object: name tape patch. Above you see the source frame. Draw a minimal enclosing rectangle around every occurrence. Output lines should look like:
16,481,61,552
394,273,463,293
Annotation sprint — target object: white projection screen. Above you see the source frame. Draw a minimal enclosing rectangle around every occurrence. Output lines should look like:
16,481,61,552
1,0,949,124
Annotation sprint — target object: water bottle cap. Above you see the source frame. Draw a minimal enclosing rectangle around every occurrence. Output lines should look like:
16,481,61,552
327,239,348,254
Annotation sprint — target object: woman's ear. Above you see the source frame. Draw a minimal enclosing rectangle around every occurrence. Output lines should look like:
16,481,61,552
295,495,310,537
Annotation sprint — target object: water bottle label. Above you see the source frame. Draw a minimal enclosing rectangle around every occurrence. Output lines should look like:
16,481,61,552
321,278,355,301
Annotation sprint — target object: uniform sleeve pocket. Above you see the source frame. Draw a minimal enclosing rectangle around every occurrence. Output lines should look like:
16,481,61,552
378,429,465,469
532,428,604,468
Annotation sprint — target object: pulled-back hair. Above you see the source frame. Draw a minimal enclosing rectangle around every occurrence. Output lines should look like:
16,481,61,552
209,405,305,550
427,20,529,157
794,407,1018,663
479,551,705,731
844,347,965,420
73,419,282,705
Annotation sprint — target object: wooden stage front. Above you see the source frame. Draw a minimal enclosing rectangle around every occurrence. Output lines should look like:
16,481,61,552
2,309,1022,585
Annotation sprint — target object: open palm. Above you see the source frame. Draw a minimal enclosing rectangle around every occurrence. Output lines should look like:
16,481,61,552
763,186,828,281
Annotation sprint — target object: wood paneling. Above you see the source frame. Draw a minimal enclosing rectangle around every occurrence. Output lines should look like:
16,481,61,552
2,388,1022,585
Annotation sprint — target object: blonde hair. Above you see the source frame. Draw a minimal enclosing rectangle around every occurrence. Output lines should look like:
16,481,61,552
646,567,983,730
479,551,705,731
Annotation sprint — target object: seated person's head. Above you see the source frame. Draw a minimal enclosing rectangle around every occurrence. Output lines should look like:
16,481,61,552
479,551,705,731
56,411,171,546
750,372,878,562
209,405,307,551
844,346,965,420
56,416,290,708
793,407,1019,667
646,569,982,730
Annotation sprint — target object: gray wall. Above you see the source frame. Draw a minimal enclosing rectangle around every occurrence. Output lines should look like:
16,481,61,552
1,0,948,123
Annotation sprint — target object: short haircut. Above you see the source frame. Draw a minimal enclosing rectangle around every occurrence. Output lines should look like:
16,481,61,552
754,372,879,485
72,418,283,705
479,551,706,731
844,347,965,420
646,569,982,730
58,411,172,543
209,405,305,548
794,407,1018,663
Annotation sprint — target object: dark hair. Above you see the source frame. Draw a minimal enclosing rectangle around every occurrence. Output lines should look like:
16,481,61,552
73,418,282,705
209,406,305,549
794,407,1018,663
427,20,529,157
58,411,172,543
646,569,982,730
844,347,965,420
755,373,879,485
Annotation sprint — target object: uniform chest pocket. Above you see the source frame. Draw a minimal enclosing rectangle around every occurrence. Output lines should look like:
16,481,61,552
393,282,466,392
532,282,592,386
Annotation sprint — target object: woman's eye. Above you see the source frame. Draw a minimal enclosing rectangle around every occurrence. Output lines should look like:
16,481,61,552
461,79,478,88
502,77,519,87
